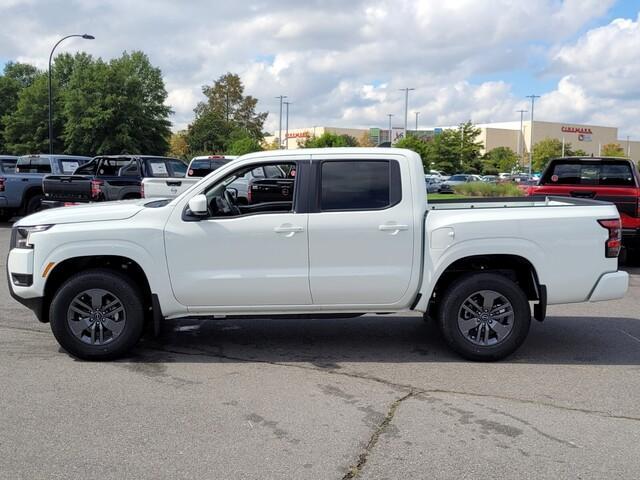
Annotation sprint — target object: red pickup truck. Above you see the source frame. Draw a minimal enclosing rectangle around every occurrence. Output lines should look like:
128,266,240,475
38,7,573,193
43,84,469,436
529,157,640,255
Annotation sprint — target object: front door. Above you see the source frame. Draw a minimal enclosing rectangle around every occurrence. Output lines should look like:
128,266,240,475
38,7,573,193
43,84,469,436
164,158,311,307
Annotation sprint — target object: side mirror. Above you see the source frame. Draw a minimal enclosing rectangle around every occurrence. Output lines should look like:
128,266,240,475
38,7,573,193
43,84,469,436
188,194,208,216
227,187,238,199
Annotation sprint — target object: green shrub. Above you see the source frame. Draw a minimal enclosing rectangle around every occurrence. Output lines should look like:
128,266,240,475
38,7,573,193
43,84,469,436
453,182,524,197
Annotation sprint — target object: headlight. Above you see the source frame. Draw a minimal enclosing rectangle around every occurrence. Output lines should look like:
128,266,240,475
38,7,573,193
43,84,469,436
10,225,53,249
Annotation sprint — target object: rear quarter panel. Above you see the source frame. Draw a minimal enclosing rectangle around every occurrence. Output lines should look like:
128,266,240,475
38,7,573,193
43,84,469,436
420,203,619,307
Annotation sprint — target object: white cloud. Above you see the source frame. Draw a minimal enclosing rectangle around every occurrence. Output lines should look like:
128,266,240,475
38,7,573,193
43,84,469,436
1,0,637,139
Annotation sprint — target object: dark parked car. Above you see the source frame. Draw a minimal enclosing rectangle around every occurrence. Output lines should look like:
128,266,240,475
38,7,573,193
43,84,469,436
42,155,187,206
1,154,91,219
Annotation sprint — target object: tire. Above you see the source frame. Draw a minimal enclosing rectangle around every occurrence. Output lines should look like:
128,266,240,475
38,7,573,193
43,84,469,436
25,194,44,214
49,269,145,360
437,272,531,361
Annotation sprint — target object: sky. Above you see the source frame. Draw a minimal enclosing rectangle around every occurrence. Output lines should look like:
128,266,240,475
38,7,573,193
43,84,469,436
1,0,640,138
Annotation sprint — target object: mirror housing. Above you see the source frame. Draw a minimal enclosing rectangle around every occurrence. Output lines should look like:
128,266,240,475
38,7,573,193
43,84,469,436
187,194,208,216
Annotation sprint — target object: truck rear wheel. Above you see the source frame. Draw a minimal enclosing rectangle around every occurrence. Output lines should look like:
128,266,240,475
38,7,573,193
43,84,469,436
25,194,44,214
437,273,531,361
49,269,145,361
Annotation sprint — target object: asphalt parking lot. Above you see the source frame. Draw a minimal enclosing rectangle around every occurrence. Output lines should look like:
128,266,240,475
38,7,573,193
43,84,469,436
1,222,639,480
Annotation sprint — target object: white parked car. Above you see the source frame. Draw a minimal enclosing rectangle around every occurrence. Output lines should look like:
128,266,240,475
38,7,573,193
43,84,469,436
7,148,628,361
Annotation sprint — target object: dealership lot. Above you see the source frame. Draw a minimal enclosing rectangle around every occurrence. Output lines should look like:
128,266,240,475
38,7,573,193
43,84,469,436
1,222,639,479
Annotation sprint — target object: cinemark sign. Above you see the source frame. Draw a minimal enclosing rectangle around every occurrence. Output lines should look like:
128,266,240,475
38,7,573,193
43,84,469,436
561,126,593,134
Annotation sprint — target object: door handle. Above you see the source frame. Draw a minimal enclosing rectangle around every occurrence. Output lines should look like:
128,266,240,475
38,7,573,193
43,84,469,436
379,224,409,235
274,225,304,237
166,180,182,187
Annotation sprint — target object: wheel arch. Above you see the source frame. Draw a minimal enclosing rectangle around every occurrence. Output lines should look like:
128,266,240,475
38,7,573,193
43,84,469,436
41,255,153,323
422,253,544,320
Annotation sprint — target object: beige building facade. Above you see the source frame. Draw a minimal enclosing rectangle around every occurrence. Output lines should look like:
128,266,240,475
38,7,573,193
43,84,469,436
264,120,638,162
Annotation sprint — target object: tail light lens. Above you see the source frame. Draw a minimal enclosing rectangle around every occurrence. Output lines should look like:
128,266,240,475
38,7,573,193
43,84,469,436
598,219,622,258
188,169,194,177
0,177,5,192
140,182,145,198
90,179,103,199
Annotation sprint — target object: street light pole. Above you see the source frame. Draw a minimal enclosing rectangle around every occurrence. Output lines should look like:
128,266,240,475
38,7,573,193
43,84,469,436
275,95,287,149
387,114,394,144
399,88,415,138
283,101,291,150
526,95,540,176
414,111,420,132
48,33,94,154
516,109,527,169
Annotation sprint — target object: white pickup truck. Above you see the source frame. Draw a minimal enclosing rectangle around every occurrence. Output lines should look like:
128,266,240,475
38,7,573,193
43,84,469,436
7,148,628,361
141,155,237,199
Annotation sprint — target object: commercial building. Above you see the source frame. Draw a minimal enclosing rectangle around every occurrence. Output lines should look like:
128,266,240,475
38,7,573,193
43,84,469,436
265,120,639,161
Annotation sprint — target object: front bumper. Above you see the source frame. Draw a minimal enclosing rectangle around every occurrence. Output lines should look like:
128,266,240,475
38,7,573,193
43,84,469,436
588,271,629,302
6,251,45,322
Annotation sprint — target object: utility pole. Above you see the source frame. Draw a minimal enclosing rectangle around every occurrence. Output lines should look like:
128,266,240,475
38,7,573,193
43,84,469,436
387,114,394,144
627,136,631,157
283,101,291,150
561,137,565,157
526,95,540,176
399,88,415,138
516,110,527,169
414,112,420,132
275,95,287,149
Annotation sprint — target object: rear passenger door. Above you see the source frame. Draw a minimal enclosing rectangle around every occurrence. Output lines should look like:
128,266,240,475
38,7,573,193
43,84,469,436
307,155,415,306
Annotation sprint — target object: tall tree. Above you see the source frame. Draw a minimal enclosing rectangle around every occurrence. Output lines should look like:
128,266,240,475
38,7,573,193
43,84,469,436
168,131,190,159
482,146,519,175
0,62,40,153
3,73,65,154
601,143,625,157
301,132,358,148
63,51,172,155
189,73,267,150
532,138,585,171
394,135,431,170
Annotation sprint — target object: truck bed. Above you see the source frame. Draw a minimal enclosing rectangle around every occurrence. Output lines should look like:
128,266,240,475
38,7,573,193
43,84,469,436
428,195,608,210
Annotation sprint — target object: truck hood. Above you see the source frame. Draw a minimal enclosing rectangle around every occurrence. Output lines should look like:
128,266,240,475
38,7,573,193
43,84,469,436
15,199,149,227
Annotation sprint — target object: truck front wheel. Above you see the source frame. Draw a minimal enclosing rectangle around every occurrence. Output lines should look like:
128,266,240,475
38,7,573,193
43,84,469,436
438,273,531,361
49,269,145,360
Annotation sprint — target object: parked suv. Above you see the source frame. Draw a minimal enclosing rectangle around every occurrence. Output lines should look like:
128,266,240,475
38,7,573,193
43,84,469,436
43,155,186,206
529,156,640,255
1,154,91,218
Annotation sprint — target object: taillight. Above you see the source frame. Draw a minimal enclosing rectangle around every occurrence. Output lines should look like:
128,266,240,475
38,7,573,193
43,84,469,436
0,177,5,192
140,182,145,198
598,219,622,258
90,179,103,199
188,169,194,177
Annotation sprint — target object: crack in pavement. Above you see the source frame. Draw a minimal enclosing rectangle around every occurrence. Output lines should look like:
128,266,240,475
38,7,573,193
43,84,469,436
0,324,50,335
342,391,414,480
142,344,640,424
4,327,639,424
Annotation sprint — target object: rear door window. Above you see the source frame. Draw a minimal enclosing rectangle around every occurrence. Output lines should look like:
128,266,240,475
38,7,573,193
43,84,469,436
147,159,170,177
319,160,400,211
58,159,81,174
168,160,187,177
543,160,635,186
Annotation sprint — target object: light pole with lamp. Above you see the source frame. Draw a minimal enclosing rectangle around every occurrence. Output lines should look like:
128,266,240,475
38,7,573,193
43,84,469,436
48,34,94,154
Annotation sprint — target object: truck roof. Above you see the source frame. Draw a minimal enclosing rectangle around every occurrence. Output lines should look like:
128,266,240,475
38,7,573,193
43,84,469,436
238,147,418,160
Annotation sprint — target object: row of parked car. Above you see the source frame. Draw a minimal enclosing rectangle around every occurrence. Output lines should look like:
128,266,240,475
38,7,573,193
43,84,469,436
425,171,540,194
0,153,296,221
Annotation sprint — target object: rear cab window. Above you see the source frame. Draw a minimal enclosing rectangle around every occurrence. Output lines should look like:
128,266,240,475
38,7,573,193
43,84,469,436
146,158,170,178
188,158,229,177
0,159,16,173
16,156,52,174
57,159,83,174
542,159,636,187
318,160,401,211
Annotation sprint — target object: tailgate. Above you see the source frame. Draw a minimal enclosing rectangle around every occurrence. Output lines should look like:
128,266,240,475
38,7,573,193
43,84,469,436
43,175,93,202
142,177,196,198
